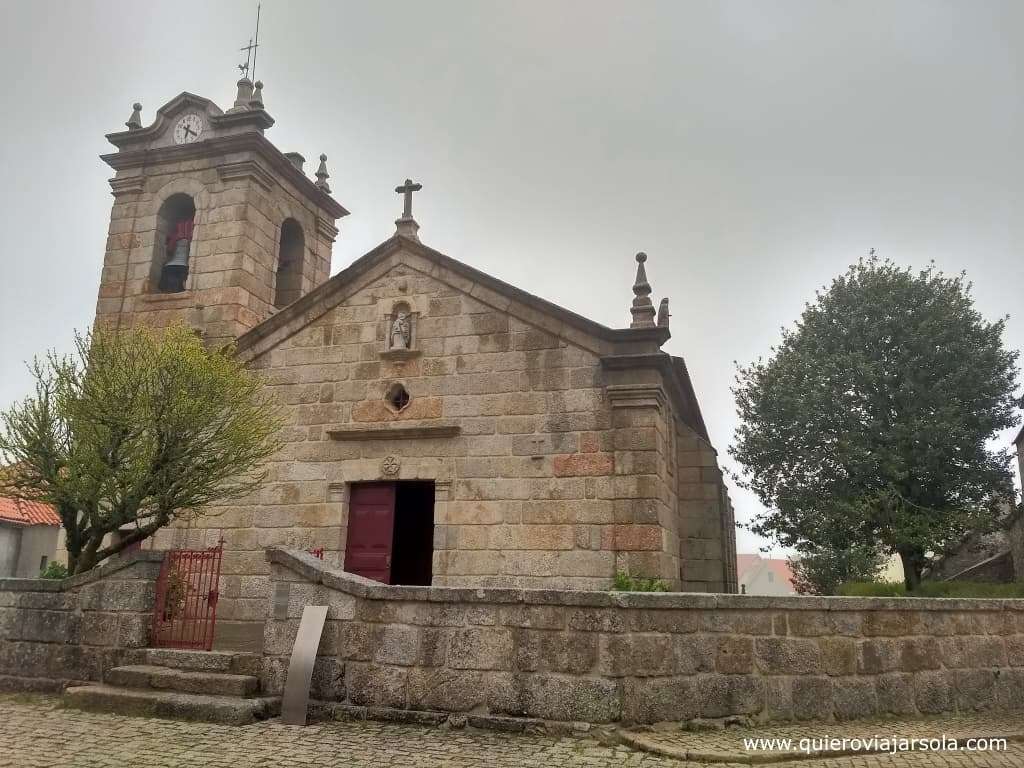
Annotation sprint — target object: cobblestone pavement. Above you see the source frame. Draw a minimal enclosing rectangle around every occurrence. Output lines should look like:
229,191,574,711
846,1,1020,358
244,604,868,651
0,695,1021,768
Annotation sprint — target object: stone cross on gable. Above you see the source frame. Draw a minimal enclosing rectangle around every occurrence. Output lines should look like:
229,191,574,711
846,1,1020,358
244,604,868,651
395,179,422,220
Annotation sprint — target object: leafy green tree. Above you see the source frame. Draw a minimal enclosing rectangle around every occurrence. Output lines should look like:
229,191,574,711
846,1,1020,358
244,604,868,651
731,257,1021,590
0,325,282,574
788,544,884,595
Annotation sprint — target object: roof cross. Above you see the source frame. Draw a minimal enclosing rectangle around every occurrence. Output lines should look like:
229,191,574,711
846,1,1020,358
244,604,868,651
239,38,257,77
395,179,422,219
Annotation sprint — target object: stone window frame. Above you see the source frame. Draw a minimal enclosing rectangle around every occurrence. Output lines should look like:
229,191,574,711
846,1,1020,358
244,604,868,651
384,381,412,413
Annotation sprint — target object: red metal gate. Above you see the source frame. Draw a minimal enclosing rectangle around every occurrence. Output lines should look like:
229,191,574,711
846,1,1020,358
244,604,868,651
151,542,224,651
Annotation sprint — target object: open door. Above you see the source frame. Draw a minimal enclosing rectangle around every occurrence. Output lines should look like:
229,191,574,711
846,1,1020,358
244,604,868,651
344,483,396,583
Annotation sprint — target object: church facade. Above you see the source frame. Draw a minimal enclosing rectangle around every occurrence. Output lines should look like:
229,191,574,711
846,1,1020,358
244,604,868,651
94,77,737,643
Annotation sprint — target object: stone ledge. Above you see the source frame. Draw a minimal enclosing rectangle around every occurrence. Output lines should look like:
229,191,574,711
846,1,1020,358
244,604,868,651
265,547,1024,612
379,348,422,362
136,291,196,305
326,423,461,441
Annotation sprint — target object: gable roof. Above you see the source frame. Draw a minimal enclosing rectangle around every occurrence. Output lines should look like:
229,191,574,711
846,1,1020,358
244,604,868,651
0,497,60,527
237,232,713,442
237,233,669,354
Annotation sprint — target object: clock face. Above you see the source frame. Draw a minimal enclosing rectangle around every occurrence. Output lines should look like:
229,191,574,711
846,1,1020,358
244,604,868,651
173,113,204,144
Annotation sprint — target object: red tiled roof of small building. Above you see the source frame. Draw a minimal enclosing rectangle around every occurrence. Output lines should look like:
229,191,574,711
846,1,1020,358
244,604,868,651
736,553,796,589
0,497,61,527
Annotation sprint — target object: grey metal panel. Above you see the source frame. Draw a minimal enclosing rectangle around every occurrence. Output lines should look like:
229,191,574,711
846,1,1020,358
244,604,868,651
280,604,329,726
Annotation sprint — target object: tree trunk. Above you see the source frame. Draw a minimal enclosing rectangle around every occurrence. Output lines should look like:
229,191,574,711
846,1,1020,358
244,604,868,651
73,538,102,575
899,549,923,591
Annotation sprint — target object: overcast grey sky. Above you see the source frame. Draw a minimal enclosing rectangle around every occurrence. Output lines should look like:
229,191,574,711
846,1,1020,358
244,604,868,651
1,0,1021,555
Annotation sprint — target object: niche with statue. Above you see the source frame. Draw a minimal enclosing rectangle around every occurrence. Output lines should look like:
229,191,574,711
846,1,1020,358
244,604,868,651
381,301,420,360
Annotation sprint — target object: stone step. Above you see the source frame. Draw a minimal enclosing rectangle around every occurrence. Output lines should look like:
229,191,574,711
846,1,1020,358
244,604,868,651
64,684,280,726
145,648,261,676
106,665,259,697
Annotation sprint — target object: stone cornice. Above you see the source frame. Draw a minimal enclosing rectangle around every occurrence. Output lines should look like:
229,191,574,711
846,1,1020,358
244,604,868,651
316,217,340,243
327,422,461,441
108,176,145,197
601,352,710,441
101,132,348,220
606,383,667,410
217,159,276,192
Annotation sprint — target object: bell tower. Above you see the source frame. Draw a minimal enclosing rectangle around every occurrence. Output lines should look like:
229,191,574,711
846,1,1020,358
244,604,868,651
94,78,348,343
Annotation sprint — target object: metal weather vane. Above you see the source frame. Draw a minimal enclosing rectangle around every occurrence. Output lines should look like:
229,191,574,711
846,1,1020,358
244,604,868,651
238,4,262,79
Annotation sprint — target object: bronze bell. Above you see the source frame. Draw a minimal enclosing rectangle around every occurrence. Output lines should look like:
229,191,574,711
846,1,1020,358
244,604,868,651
159,237,191,292
165,238,190,268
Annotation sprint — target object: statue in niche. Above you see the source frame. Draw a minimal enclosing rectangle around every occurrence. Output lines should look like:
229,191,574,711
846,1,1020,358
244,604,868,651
390,310,411,350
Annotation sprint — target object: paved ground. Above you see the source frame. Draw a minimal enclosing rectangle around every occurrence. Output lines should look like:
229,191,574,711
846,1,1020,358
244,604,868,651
0,695,1021,768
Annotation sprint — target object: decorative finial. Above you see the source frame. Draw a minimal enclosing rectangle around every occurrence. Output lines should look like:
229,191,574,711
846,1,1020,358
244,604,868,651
394,178,423,241
629,252,657,329
125,102,143,130
657,297,670,328
230,76,255,112
315,154,331,193
249,80,264,109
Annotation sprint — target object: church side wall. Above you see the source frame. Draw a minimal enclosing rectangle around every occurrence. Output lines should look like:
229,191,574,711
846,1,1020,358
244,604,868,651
264,548,1024,725
676,424,735,592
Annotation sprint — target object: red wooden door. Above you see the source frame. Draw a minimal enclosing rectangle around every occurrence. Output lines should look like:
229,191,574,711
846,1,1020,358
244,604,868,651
344,483,396,583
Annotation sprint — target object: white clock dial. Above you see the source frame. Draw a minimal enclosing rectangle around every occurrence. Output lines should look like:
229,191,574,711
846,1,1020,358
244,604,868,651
173,113,204,144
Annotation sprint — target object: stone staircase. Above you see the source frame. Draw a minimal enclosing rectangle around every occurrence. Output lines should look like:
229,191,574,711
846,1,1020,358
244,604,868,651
64,648,280,725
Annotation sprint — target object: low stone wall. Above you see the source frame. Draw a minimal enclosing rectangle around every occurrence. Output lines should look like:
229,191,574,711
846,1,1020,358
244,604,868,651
265,547,1024,725
0,551,161,691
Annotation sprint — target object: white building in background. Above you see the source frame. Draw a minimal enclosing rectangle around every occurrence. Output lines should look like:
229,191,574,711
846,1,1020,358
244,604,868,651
0,498,60,578
736,553,797,596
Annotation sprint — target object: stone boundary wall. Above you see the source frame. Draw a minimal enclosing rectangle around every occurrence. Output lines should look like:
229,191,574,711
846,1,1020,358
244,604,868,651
0,551,161,692
265,547,1024,725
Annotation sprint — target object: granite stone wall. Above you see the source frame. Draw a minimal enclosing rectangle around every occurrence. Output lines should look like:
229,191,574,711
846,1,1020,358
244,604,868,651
265,548,1024,726
0,552,161,692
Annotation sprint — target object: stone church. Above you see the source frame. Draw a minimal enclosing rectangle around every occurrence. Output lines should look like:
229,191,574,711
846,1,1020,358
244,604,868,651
93,75,737,645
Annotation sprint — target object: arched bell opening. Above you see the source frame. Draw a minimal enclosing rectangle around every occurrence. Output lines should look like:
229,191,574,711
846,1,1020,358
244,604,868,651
153,193,196,293
274,218,305,309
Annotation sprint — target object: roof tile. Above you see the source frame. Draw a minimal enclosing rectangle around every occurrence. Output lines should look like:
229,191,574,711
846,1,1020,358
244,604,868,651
0,497,61,527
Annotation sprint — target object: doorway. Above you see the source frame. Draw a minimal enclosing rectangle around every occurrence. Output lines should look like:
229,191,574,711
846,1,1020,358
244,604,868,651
344,481,434,586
